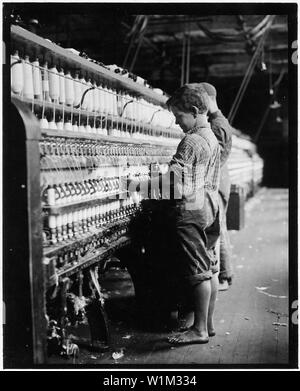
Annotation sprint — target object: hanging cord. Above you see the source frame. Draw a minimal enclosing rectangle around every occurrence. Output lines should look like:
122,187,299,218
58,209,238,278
129,24,147,72
268,33,273,93
185,34,191,84
123,15,148,71
251,16,275,41
181,20,191,85
10,59,22,67
181,35,187,86
254,68,285,143
123,16,142,68
228,19,274,124
73,86,95,109
119,99,134,117
250,15,272,36
229,24,272,122
180,35,186,86
227,41,263,123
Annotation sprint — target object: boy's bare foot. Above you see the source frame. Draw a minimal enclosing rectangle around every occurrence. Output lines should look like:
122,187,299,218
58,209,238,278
167,327,209,345
207,320,216,337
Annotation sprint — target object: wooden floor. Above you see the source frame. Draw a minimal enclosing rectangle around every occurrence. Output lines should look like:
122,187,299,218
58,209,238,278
50,188,289,367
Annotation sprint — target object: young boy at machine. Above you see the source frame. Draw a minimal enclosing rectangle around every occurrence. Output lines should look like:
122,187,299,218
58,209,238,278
128,84,221,344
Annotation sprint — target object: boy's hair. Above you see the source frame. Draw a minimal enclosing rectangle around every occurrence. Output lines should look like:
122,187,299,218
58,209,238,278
166,84,210,114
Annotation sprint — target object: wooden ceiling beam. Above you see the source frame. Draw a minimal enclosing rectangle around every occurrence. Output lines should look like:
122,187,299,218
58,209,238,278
136,42,288,59
146,29,287,44
148,65,288,80
146,23,287,39
146,15,287,35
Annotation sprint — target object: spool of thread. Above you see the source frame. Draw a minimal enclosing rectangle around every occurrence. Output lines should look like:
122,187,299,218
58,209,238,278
64,119,73,131
73,121,79,132
117,92,123,117
95,205,100,226
91,206,96,223
106,88,112,115
32,58,42,99
49,215,57,244
59,68,65,104
72,211,79,237
80,77,88,110
73,72,81,107
85,123,92,133
48,120,57,130
93,82,99,112
65,71,74,106
99,203,104,217
41,61,50,101
11,50,24,94
90,123,96,134
87,207,92,227
105,87,111,115
82,209,88,232
112,89,118,116
96,123,103,135
74,182,81,202
79,123,85,132
78,211,83,235
77,209,83,224
73,211,78,223
69,182,76,202
63,183,71,203
40,117,49,129
108,88,115,116
56,215,63,242
98,85,104,114
62,213,68,240
47,186,56,206
49,65,60,102
67,212,73,238
56,118,64,130
101,87,108,114
87,79,94,112
23,55,34,99
48,215,56,229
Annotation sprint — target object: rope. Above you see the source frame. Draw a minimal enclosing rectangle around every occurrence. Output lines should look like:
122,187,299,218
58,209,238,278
185,34,191,84
181,19,191,86
181,35,186,86
73,86,95,109
124,16,148,71
254,68,285,143
10,59,22,67
129,26,146,72
228,20,273,124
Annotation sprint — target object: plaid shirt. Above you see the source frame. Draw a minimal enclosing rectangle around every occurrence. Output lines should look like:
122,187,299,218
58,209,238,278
168,124,220,211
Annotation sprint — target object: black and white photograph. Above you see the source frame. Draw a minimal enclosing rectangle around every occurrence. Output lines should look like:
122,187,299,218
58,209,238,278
1,1,298,373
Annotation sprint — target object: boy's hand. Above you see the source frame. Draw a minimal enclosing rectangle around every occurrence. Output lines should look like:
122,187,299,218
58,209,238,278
207,96,219,115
